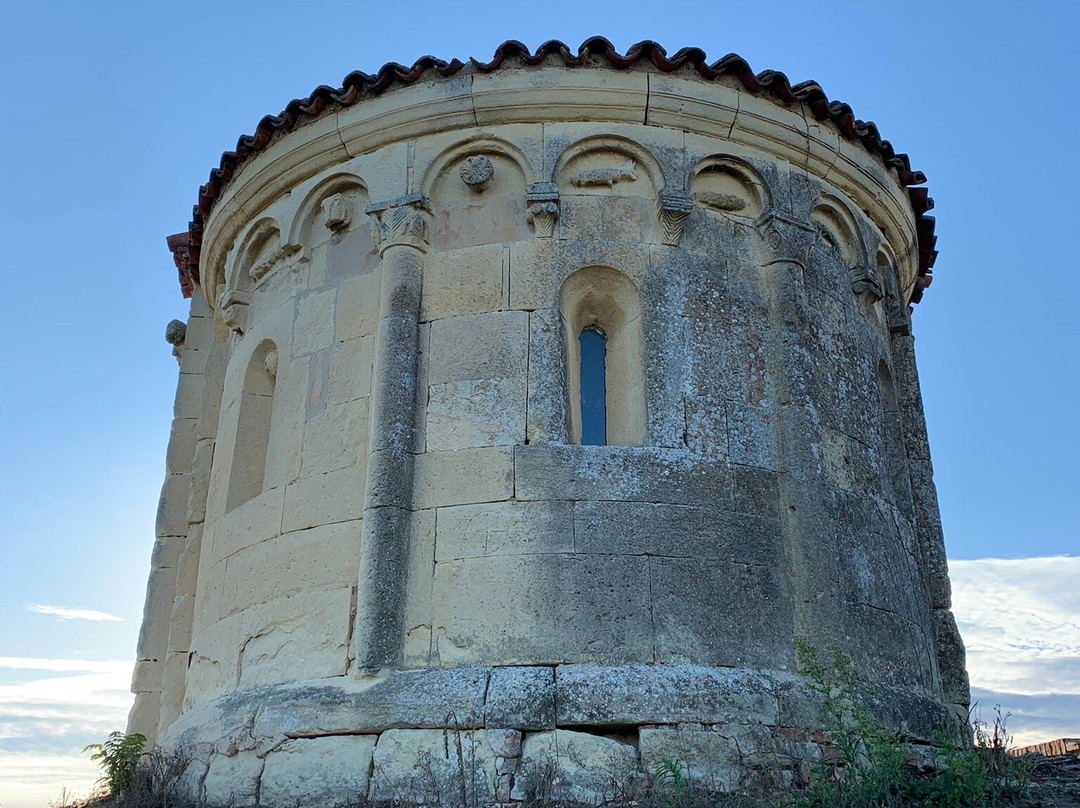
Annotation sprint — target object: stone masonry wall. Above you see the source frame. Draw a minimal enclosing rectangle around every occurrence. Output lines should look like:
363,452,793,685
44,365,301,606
131,63,968,804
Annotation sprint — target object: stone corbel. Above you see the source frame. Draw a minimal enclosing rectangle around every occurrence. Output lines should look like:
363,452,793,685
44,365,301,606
365,193,431,255
755,209,816,266
217,288,251,334
526,182,559,239
165,319,186,364
657,190,694,246
849,264,884,307
322,193,353,231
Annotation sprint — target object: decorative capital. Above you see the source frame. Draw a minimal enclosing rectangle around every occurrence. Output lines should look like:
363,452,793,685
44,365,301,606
217,288,250,334
526,182,559,239
365,194,431,255
657,190,694,246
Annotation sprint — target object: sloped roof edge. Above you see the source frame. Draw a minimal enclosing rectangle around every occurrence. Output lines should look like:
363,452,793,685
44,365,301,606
169,36,937,303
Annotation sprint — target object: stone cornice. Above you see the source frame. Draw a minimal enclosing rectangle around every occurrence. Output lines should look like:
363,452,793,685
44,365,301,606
178,39,936,307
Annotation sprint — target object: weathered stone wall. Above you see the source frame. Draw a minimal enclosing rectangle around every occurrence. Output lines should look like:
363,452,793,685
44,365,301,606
131,58,967,804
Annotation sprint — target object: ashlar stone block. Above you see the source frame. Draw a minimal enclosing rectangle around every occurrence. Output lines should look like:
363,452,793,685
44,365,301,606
435,500,573,561
261,735,377,808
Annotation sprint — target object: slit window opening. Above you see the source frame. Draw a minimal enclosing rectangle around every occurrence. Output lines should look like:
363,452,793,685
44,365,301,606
579,326,607,445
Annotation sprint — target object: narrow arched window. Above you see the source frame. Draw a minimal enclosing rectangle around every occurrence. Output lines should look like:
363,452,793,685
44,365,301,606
579,326,607,445
226,341,278,511
560,267,645,446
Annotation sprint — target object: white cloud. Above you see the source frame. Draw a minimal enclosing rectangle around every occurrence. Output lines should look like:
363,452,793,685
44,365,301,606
950,555,1080,744
25,604,125,622
0,658,133,808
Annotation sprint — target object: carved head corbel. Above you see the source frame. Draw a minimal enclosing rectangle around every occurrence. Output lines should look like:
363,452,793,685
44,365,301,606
217,288,251,334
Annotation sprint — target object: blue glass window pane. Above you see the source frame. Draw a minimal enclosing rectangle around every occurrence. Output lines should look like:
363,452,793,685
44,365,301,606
579,328,607,445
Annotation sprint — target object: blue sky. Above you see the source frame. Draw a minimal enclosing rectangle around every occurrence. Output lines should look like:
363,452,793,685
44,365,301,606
0,1,1077,805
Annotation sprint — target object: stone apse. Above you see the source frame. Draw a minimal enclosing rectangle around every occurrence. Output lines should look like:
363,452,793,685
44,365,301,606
134,38,968,806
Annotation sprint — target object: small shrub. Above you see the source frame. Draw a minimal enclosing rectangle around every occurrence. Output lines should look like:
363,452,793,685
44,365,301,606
82,732,146,796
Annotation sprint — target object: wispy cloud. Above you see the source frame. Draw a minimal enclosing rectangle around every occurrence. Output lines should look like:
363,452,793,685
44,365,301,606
25,604,125,622
0,657,133,808
950,555,1080,743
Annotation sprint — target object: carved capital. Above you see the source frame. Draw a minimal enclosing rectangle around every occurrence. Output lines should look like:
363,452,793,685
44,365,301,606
657,190,694,246
756,210,815,266
526,182,559,239
217,288,250,334
365,194,431,255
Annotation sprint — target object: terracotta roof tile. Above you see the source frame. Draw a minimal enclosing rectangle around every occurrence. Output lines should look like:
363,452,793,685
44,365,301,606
170,37,936,303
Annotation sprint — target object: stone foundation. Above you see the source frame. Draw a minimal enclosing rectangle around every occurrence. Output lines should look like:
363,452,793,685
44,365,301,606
162,664,953,806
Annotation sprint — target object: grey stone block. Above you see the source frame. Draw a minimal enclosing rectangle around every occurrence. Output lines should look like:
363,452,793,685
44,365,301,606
555,665,779,726
486,666,556,730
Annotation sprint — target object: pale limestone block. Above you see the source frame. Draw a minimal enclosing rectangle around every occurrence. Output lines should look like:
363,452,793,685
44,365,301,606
293,288,336,356
158,651,189,730
472,68,648,126
136,566,178,662
435,500,573,561
425,377,524,451
639,725,741,792
262,354,306,488
156,473,191,538
203,750,262,807
126,691,162,745
186,439,214,525
517,729,638,805
336,76,475,158
647,75,739,139
191,555,225,634
422,243,507,321
370,728,495,806
174,374,204,419
174,524,203,599
335,270,380,342
328,335,374,405
251,668,489,737
165,417,197,473
169,594,195,651
219,519,362,615
131,659,164,693
237,587,352,688
282,463,367,533
413,446,513,510
300,397,369,477
432,554,652,666
150,534,184,570
261,735,377,808
403,509,435,669
427,310,527,384
186,612,242,704
209,484,284,563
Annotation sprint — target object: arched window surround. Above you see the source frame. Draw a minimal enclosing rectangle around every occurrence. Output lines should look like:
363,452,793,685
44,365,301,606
226,339,278,512
560,267,646,446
